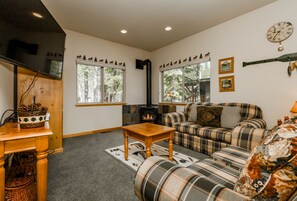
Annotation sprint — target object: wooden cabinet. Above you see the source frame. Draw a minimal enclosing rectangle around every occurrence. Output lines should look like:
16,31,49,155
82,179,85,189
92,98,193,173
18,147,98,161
17,67,63,152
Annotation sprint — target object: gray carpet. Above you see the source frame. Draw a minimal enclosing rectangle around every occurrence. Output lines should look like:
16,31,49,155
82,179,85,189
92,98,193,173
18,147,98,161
47,130,209,201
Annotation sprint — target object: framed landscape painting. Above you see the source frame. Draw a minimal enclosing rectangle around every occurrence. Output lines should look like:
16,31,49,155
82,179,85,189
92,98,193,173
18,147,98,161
218,57,234,74
219,75,235,92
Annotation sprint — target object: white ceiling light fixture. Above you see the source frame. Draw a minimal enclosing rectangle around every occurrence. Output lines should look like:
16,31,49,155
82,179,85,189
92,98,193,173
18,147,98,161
32,12,43,18
121,29,127,34
165,26,172,31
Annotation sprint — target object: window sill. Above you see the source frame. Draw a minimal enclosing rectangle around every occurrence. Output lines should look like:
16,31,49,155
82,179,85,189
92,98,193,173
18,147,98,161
158,102,187,106
75,102,127,107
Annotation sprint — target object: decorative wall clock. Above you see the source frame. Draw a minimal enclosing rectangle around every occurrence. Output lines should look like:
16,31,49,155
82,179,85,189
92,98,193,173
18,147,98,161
266,21,294,51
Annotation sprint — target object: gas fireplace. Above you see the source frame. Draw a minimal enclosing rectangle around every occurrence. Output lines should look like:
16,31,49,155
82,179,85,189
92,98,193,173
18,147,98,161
140,106,158,123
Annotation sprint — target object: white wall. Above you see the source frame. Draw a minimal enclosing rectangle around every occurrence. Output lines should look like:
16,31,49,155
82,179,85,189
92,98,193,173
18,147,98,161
151,0,297,129
63,30,150,135
0,61,14,122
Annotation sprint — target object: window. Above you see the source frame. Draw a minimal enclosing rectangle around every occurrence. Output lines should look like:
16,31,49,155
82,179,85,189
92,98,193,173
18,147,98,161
163,68,183,102
161,61,210,103
76,62,125,104
103,67,124,102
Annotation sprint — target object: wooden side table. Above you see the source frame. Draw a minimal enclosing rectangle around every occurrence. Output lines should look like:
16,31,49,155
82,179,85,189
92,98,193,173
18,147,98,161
122,123,175,160
0,123,53,201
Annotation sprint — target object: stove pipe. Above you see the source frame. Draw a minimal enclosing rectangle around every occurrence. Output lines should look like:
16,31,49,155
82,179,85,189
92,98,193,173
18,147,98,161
136,59,152,107
145,59,152,107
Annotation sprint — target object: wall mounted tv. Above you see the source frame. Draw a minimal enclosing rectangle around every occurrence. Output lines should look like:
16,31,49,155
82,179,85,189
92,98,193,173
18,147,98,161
0,0,66,80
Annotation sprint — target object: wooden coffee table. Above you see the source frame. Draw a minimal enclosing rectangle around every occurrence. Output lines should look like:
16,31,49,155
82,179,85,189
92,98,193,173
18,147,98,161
122,123,175,160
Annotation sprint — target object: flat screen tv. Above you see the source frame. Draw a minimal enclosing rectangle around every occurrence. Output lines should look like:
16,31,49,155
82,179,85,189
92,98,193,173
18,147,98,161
0,0,66,79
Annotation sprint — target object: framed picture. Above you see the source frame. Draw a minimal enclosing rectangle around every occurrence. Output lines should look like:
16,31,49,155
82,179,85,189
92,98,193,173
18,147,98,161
218,57,234,74
219,75,235,92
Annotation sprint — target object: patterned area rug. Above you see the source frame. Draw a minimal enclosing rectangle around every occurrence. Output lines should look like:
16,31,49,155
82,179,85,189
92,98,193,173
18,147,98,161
105,142,199,171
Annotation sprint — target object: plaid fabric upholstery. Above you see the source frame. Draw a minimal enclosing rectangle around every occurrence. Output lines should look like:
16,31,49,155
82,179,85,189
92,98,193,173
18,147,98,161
164,112,186,127
175,122,232,144
134,156,249,201
231,126,270,151
236,118,266,128
174,121,201,133
188,158,240,189
183,102,263,122
173,132,229,155
211,146,250,170
164,102,267,156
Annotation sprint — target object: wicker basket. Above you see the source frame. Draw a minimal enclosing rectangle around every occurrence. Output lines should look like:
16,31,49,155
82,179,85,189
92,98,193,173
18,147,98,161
5,165,36,201
12,152,36,169
18,112,46,129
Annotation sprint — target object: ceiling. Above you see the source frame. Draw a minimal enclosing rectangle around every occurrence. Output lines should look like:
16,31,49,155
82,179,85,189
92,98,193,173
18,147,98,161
42,0,277,52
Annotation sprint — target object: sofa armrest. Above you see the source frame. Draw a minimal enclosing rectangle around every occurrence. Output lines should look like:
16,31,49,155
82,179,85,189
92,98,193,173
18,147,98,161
134,156,250,201
163,111,186,127
236,118,266,129
231,126,270,151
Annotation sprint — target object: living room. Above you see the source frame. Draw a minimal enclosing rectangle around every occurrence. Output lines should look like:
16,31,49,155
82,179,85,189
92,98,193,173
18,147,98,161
54,0,296,136
0,0,297,200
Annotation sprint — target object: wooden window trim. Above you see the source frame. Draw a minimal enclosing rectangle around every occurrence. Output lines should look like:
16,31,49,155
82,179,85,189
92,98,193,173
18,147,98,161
158,102,187,106
75,102,127,107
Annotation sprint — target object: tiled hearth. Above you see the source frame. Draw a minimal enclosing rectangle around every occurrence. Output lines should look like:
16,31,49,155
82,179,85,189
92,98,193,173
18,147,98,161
122,104,143,126
122,104,176,126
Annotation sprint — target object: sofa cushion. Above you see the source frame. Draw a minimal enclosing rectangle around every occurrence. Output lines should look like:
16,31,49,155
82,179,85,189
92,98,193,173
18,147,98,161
174,122,232,144
212,146,250,170
173,132,230,155
174,121,202,133
188,158,240,190
184,102,263,122
234,123,297,200
196,106,223,127
221,106,241,128
188,104,197,122
188,105,241,128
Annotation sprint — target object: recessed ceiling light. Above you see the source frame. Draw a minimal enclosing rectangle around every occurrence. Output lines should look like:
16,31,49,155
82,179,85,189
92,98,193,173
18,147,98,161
32,12,43,18
165,26,172,31
121,29,127,34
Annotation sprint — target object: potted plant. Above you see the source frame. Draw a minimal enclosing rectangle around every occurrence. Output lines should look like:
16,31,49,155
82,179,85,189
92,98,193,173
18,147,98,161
18,103,48,128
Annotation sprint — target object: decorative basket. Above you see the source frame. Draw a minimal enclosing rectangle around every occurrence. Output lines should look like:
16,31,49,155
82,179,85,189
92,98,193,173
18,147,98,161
18,112,46,129
12,152,37,168
5,165,36,201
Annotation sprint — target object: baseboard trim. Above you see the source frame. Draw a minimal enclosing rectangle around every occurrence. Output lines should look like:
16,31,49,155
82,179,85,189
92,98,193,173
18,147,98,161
63,127,122,139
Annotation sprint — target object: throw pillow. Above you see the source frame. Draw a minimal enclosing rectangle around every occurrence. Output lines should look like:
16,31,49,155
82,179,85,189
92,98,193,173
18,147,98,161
196,106,223,127
234,123,297,200
188,104,198,122
221,106,241,129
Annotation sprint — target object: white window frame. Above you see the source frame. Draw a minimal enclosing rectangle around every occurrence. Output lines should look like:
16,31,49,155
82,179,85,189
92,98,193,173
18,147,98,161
160,57,210,103
76,60,126,105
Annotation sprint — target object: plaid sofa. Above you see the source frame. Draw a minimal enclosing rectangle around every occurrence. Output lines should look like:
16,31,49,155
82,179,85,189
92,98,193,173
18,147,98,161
164,102,267,155
134,124,297,201
134,126,297,201
135,155,297,201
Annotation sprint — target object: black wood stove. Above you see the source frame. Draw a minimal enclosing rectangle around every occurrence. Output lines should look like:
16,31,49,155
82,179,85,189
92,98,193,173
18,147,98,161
137,59,158,123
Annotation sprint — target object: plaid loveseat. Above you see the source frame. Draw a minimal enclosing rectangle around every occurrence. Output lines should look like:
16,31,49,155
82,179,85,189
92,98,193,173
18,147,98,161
164,102,266,155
